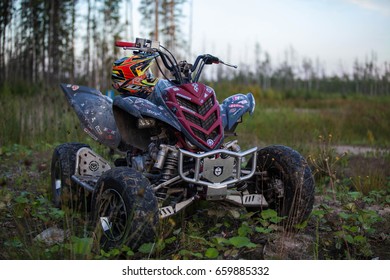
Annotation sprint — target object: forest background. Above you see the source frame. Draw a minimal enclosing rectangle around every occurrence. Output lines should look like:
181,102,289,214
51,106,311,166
1,0,389,147
0,0,389,260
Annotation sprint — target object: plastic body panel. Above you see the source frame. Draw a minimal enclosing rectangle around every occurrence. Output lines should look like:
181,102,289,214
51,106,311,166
60,83,121,149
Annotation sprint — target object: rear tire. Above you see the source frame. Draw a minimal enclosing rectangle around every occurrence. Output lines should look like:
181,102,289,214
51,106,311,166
91,167,159,250
247,145,315,229
50,143,90,209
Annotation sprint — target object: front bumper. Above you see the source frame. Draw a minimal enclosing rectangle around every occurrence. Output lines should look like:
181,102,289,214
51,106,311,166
178,147,258,200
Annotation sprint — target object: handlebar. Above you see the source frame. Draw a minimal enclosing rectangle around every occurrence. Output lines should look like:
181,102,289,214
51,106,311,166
114,38,237,84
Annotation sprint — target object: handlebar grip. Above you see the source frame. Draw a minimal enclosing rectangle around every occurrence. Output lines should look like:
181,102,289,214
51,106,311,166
210,55,220,64
204,54,220,64
115,41,136,48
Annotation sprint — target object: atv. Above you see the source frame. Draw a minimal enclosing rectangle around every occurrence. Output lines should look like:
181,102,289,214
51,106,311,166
51,38,315,249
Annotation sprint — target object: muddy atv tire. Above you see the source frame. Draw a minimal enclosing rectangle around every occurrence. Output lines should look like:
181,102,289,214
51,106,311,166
50,142,90,209
91,167,159,250
247,145,315,229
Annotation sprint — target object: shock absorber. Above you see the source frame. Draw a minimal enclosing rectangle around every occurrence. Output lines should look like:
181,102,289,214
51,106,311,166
154,145,179,199
160,150,178,183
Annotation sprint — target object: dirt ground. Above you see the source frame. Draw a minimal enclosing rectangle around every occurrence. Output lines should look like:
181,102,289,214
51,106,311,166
0,146,389,259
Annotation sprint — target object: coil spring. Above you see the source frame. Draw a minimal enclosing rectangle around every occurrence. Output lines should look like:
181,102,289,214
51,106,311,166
156,150,178,199
160,151,178,183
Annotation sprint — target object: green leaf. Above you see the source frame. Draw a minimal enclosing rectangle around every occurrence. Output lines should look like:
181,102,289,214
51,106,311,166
138,242,154,254
121,245,134,257
179,249,203,259
100,249,110,258
338,212,351,220
228,236,256,248
270,216,285,223
205,247,219,259
311,209,326,217
240,211,257,220
255,226,273,234
344,234,354,244
179,249,191,257
188,235,208,244
35,214,49,222
349,192,362,200
294,220,308,230
353,235,366,244
110,248,121,256
238,223,252,236
156,239,166,251
261,209,278,220
213,237,228,245
14,195,29,204
126,250,135,257
347,225,359,233
344,203,357,212
49,208,65,219
165,236,177,245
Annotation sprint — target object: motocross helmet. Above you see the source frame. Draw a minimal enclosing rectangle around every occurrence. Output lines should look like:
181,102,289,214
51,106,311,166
112,53,158,98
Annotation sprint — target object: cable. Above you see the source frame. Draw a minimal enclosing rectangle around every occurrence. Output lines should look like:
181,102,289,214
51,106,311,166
160,45,182,83
155,57,170,81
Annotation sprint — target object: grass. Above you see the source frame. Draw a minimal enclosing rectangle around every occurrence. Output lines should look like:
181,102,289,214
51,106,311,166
1,82,390,148
0,84,87,147
207,80,390,148
238,96,390,149
0,83,389,259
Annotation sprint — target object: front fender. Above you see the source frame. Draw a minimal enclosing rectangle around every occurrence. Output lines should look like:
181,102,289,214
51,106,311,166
60,83,121,149
220,93,255,131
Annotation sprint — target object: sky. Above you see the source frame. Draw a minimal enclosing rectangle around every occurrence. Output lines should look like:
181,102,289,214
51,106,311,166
130,0,390,75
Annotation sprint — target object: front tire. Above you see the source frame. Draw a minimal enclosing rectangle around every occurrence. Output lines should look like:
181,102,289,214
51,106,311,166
247,145,315,228
91,167,159,250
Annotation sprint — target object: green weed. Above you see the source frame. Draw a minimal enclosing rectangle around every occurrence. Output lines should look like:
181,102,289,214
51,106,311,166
308,134,349,200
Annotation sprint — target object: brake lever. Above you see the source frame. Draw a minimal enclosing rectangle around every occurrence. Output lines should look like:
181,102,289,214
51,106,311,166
220,60,238,69
204,54,237,68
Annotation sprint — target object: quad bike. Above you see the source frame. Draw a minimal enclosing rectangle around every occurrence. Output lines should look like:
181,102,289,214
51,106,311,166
51,38,315,249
